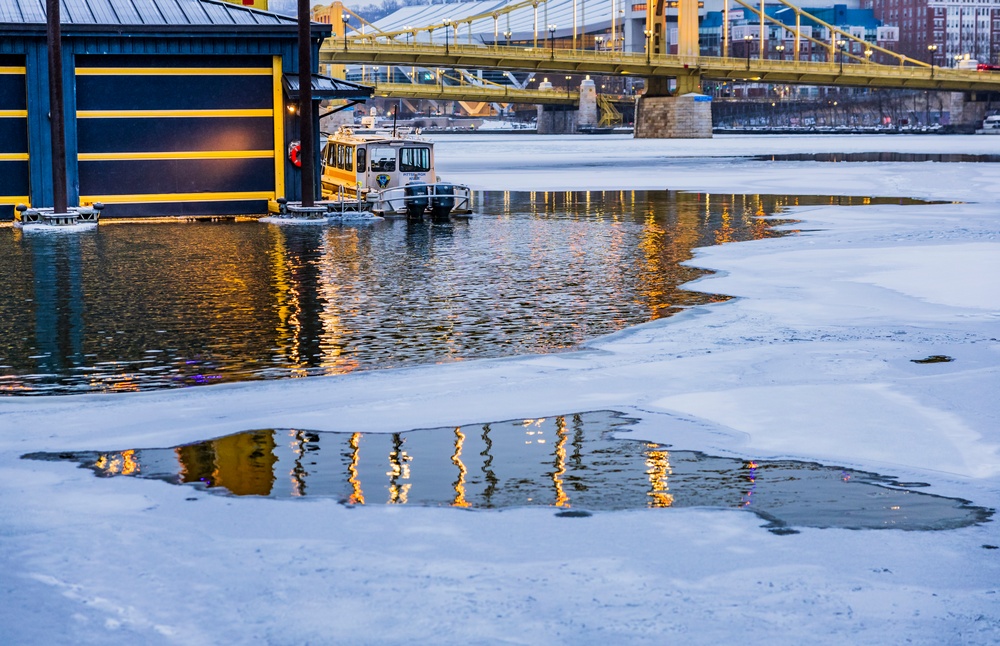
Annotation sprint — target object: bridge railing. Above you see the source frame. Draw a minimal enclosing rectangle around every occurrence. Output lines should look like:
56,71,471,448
322,40,1000,91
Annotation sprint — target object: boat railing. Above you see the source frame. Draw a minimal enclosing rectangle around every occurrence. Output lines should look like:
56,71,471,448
369,183,472,215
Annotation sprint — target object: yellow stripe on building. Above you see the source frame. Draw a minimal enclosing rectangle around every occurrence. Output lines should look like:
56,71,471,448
80,191,275,204
0,153,29,161
76,67,272,76
78,150,274,161
0,110,28,118
0,66,26,74
271,55,285,200
77,109,272,118
0,195,30,204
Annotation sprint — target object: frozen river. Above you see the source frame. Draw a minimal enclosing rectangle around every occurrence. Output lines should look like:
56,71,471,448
1,134,999,645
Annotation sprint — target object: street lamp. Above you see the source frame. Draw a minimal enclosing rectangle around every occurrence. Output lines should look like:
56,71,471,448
404,25,412,45
744,34,753,70
504,30,512,47
864,48,873,64
644,29,652,65
954,54,962,68
566,75,572,98
548,24,557,60
342,13,350,52
595,35,604,52
927,44,938,77
775,43,785,61
443,18,452,54
836,39,846,74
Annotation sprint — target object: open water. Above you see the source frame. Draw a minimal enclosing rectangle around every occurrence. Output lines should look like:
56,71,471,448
26,411,992,532
0,190,906,395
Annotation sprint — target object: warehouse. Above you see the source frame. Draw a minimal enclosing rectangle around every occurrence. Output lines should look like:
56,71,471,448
0,0,370,219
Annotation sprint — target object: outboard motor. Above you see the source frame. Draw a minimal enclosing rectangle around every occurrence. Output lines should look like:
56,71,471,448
429,183,455,222
404,183,429,220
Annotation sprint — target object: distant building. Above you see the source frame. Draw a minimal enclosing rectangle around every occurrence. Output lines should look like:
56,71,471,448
863,0,1000,65
681,4,891,61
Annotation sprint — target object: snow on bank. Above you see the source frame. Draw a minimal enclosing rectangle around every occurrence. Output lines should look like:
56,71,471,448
2,135,999,644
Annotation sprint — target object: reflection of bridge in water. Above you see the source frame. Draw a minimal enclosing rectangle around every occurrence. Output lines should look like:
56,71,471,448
318,0,1000,135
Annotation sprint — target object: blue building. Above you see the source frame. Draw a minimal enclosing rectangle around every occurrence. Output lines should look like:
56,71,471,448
0,0,370,219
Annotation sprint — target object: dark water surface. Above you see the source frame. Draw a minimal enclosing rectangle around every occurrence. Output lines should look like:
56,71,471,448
25,411,992,532
1,190,900,395
757,152,1000,163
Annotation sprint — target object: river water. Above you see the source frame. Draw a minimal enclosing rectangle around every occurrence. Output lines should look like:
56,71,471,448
0,190,898,395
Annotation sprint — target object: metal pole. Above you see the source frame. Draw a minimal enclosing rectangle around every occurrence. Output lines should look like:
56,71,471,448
46,0,67,212
533,3,538,48
723,0,729,58
759,0,765,61
794,12,800,62
610,0,616,52
573,0,578,50
298,0,315,207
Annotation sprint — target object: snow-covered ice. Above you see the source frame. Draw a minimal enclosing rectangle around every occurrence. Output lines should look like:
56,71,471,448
2,134,999,644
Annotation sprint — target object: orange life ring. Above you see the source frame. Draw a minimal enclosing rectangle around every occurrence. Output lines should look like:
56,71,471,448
289,142,301,168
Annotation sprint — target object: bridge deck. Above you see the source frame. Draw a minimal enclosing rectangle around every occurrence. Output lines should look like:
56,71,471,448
369,82,580,105
323,42,1000,93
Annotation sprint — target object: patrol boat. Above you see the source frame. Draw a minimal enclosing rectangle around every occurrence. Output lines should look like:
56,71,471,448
319,124,472,220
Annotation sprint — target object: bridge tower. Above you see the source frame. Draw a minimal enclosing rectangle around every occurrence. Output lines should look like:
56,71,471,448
637,0,712,138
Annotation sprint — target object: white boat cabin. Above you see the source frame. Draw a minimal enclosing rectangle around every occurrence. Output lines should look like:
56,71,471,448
320,126,435,200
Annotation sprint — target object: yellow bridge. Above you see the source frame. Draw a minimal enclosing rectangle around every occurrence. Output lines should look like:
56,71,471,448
325,41,1000,94
369,79,581,105
319,0,1000,96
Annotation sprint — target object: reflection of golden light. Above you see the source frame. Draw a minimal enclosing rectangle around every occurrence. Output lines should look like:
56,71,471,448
269,229,309,377
645,445,674,508
316,229,364,376
387,433,412,504
451,427,470,508
289,429,309,497
714,205,735,245
552,416,569,507
120,449,139,475
94,449,140,476
347,432,365,504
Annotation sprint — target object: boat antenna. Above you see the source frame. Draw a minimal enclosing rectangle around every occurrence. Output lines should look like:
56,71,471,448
392,105,397,138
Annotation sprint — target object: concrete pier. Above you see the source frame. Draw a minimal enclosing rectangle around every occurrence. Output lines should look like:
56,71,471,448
535,78,598,134
634,93,713,139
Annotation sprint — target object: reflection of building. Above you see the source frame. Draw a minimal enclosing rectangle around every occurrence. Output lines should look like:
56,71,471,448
177,432,278,496
27,233,86,386
88,414,684,508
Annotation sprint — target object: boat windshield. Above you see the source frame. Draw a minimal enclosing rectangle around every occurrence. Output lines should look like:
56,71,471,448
400,147,431,172
371,146,396,172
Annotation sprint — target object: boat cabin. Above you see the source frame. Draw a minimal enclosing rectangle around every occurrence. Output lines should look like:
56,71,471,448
321,127,435,200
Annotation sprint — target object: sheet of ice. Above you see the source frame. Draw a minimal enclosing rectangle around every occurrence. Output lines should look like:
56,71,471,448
2,135,999,644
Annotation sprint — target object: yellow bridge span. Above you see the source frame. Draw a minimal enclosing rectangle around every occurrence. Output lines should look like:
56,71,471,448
369,81,580,105
322,42,1000,94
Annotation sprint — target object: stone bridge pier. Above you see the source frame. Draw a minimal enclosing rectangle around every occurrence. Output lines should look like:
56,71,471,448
536,77,597,134
634,76,713,139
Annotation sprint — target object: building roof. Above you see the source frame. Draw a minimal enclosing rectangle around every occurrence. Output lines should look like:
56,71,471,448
282,72,374,99
368,0,614,43
0,0,317,32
